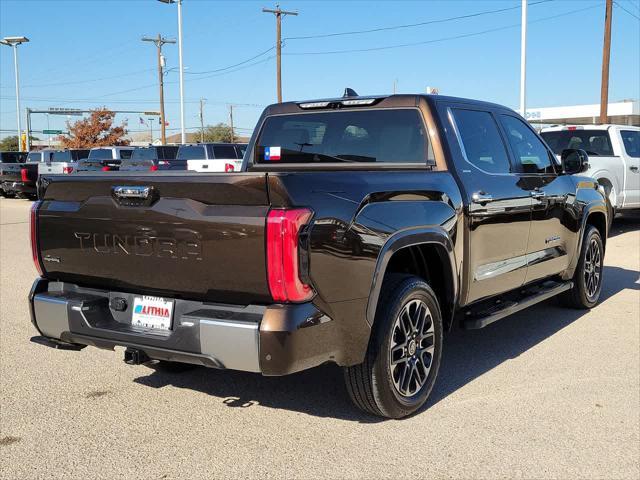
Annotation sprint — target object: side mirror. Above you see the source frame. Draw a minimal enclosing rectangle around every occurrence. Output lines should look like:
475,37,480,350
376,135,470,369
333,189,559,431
561,148,589,175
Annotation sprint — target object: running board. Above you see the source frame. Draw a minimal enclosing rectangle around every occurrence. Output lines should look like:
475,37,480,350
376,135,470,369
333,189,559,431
463,281,573,330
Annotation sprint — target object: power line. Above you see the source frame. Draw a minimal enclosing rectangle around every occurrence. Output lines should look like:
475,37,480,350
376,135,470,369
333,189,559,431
284,4,600,56
614,0,640,19
9,68,155,89
284,0,553,41
184,45,276,75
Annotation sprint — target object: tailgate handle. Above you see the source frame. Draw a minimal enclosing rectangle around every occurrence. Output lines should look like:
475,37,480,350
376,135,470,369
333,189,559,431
113,186,152,199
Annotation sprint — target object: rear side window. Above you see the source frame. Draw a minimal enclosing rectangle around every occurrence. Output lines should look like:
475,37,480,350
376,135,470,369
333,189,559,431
620,130,639,158
177,145,207,160
499,115,555,174
213,145,239,159
540,130,614,156
255,109,431,164
451,109,510,174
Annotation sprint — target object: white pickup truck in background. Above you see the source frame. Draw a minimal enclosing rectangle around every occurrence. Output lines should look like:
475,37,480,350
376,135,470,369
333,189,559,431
177,143,246,172
541,125,640,217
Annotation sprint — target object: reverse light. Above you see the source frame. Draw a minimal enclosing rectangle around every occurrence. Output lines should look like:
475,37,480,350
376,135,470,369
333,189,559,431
266,208,314,303
224,163,235,172
62,166,73,174
30,201,43,276
21,168,29,182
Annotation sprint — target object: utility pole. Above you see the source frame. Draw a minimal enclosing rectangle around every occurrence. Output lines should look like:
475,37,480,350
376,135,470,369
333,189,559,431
262,4,298,103
600,0,613,124
142,34,176,145
520,0,527,118
228,105,235,143
199,98,205,143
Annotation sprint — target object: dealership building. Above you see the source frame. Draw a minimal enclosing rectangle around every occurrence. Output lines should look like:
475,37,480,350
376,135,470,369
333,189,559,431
525,99,639,127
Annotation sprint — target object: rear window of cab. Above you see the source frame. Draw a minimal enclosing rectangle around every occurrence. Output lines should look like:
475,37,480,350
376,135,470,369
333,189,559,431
254,109,434,165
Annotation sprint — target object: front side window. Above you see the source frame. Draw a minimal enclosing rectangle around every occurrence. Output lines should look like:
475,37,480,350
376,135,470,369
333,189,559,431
500,115,554,174
255,109,431,164
620,130,640,158
451,109,511,174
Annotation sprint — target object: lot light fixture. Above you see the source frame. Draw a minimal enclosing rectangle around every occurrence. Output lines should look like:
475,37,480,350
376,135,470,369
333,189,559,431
1,36,29,147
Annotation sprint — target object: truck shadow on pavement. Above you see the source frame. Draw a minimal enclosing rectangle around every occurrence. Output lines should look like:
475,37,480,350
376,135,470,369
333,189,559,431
133,265,639,422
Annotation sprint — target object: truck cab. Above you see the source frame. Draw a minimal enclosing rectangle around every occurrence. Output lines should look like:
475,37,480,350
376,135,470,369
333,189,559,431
76,146,136,172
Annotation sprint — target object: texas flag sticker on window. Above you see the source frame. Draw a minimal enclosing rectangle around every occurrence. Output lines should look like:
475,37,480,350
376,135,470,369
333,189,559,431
265,146,281,161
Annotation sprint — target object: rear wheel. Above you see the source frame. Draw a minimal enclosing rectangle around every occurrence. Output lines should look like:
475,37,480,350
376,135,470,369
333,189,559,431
344,275,443,419
561,225,604,309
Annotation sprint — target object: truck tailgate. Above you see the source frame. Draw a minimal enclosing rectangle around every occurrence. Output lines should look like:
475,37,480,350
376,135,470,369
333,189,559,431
37,173,272,304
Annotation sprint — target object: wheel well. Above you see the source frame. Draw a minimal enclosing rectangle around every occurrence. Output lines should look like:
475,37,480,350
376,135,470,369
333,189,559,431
383,243,455,330
586,211,607,249
597,177,615,205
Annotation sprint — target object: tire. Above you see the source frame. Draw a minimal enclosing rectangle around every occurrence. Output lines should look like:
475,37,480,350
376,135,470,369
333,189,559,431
344,275,443,419
561,225,604,309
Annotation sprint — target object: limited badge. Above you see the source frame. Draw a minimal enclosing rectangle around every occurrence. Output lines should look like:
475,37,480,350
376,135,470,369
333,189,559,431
265,146,281,161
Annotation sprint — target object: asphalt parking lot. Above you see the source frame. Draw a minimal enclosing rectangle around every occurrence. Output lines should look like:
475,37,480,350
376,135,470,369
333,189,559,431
1,197,638,480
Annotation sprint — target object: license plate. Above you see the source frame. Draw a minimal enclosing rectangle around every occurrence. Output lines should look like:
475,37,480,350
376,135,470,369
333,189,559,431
131,296,174,331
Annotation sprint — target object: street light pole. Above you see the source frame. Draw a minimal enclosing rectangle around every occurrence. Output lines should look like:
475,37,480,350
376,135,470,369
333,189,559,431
1,36,29,149
158,0,186,143
520,0,527,118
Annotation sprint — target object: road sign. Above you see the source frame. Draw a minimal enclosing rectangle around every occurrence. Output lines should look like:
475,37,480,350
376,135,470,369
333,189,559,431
143,111,161,116
47,108,83,116
43,129,63,134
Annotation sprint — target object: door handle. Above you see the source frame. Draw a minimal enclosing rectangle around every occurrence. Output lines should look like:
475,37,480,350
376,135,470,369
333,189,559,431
531,189,546,199
630,166,639,173
471,191,493,204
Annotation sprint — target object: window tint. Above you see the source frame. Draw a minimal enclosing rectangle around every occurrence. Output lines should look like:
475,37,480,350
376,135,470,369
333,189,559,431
213,145,239,159
0,152,26,163
52,151,71,162
255,109,431,164
27,152,42,162
70,150,90,160
500,115,554,174
620,130,639,158
88,149,112,160
540,130,614,156
131,148,158,161
452,109,510,174
119,149,133,159
177,145,207,160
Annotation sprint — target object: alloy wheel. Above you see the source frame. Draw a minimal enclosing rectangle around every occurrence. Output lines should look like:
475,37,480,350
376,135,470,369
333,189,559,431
584,237,602,300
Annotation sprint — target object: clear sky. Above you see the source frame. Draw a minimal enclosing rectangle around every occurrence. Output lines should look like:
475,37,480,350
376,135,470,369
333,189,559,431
1,0,639,141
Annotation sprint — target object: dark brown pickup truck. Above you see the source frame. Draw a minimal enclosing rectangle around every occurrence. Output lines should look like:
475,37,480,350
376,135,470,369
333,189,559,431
29,93,608,418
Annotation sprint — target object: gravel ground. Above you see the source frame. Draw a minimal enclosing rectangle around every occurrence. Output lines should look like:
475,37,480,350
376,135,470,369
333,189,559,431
1,198,639,480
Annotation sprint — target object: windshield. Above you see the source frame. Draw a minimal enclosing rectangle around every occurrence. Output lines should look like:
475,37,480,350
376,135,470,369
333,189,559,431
88,148,113,160
131,148,158,161
177,145,206,160
620,130,639,158
540,130,614,156
255,109,430,164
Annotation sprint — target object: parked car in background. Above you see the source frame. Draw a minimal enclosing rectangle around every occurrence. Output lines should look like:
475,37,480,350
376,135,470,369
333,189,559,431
29,93,608,418
38,149,90,176
0,151,28,198
119,146,181,172
177,143,244,172
76,146,136,172
541,125,640,218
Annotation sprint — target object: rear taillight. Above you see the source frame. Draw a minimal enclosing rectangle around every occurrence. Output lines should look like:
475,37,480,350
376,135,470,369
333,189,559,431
149,165,159,172
101,166,111,172
62,166,73,174
225,163,235,172
30,201,43,276
21,168,29,182
266,208,314,303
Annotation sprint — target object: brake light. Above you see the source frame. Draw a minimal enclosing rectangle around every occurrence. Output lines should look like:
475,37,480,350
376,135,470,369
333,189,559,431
225,163,235,172
149,165,159,172
266,208,314,303
30,201,43,276
21,168,29,182
62,166,73,174
568,126,577,131
101,166,111,171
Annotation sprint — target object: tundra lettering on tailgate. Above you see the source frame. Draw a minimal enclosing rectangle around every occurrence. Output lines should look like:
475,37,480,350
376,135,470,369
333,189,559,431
74,232,202,260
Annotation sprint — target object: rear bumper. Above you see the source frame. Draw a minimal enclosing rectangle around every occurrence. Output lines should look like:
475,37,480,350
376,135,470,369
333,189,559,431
29,278,339,375
1,181,35,194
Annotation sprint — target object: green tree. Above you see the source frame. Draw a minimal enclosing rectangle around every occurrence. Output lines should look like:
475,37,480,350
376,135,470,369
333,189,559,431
202,123,235,143
0,135,40,151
